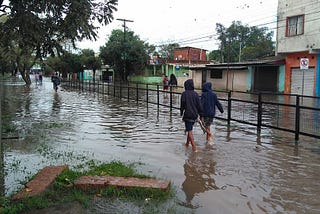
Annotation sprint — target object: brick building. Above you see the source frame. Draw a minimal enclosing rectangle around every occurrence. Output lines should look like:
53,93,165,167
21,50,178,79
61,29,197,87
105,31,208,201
170,47,209,64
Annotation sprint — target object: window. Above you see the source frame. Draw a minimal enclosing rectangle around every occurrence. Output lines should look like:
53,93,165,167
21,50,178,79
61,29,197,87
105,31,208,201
286,15,304,37
210,70,223,79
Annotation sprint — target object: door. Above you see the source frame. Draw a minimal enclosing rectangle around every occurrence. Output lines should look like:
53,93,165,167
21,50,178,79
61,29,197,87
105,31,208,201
291,68,314,96
253,66,278,92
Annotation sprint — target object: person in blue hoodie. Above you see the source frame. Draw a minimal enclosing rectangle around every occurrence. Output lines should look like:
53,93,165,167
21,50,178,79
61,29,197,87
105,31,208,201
200,82,224,143
180,79,203,152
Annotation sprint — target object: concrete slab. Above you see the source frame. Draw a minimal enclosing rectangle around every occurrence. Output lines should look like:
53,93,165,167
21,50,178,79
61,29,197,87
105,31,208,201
12,165,68,201
74,176,170,191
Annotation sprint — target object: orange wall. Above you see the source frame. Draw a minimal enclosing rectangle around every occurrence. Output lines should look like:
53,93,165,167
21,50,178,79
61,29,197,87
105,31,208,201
284,52,317,93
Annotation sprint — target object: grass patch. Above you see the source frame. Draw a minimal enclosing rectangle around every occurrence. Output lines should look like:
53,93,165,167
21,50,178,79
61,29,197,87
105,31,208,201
0,161,172,214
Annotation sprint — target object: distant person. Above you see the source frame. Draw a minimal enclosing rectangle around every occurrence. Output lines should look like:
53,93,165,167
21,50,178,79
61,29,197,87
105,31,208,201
162,74,169,90
169,73,177,87
180,79,203,152
51,72,61,92
162,74,169,98
200,82,224,143
35,72,40,85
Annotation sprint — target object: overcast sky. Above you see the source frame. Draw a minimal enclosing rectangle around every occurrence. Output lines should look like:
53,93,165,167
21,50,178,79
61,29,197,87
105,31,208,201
78,0,279,52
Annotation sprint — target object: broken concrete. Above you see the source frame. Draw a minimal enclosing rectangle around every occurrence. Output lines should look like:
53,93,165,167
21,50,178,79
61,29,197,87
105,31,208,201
12,165,68,200
74,175,170,191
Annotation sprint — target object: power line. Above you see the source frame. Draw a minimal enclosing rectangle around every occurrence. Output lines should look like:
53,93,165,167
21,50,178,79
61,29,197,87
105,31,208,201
155,1,320,50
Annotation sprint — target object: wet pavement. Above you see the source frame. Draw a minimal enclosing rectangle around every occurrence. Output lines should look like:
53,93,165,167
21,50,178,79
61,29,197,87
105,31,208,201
1,76,320,213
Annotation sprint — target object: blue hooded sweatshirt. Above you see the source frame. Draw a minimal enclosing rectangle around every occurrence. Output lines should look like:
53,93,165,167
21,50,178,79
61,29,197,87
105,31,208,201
200,82,223,118
180,79,202,122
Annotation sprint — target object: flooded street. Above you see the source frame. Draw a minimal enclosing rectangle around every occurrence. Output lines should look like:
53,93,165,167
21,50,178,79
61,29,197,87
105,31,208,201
1,77,320,214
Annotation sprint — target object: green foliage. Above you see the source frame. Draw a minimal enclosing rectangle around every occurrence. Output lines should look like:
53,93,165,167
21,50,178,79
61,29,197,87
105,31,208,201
101,186,170,201
208,50,221,62
157,43,180,61
214,21,274,62
0,161,171,214
85,161,148,178
46,53,83,77
99,29,149,81
0,0,118,84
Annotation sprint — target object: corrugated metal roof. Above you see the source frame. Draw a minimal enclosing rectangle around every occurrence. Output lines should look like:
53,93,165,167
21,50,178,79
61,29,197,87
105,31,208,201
191,55,285,70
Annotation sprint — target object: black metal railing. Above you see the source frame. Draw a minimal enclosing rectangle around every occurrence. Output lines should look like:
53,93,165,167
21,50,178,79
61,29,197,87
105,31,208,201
63,79,320,140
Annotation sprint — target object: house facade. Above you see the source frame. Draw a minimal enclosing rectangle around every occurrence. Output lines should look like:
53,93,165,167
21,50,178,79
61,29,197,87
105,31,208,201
190,57,285,91
129,46,209,85
276,0,320,96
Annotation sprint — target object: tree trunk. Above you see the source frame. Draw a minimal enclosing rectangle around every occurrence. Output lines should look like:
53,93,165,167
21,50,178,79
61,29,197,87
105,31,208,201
19,65,32,85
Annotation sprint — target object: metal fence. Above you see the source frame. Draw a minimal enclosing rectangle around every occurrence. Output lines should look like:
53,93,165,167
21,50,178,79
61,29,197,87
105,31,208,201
63,79,320,140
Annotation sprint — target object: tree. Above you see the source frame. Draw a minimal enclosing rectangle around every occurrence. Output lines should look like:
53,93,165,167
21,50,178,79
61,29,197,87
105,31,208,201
45,53,82,78
158,43,180,61
144,43,156,60
99,29,149,81
0,0,118,84
80,49,101,82
208,50,220,62
214,21,274,63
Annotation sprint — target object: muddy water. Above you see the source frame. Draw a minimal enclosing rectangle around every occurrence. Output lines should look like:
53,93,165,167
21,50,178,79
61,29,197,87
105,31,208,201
1,77,320,214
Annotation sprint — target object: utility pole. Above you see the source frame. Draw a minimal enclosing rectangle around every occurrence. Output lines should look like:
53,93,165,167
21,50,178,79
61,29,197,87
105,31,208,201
116,18,133,81
239,42,242,62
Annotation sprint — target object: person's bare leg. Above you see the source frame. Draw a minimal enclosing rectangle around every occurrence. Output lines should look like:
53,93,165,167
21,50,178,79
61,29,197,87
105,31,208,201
185,132,190,147
188,131,197,152
206,126,213,142
185,135,190,147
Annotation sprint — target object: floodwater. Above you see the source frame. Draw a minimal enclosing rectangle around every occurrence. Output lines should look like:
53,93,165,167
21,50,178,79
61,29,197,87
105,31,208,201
1,77,320,214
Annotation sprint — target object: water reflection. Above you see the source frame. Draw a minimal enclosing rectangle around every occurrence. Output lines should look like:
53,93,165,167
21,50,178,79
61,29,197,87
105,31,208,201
1,78,320,213
52,92,61,113
182,147,218,207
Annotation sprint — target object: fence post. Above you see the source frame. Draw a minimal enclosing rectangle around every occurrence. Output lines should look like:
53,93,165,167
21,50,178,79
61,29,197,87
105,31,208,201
146,84,149,107
97,81,99,93
107,81,110,95
119,82,122,99
127,82,130,101
157,85,160,109
295,95,300,141
102,81,104,94
113,82,116,97
170,86,173,112
136,83,139,103
82,79,84,91
227,91,232,125
257,93,262,134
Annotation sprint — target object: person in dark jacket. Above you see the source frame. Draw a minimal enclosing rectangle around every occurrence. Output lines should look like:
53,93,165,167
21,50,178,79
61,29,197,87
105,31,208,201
180,79,203,152
169,74,177,86
200,82,224,143
51,72,61,92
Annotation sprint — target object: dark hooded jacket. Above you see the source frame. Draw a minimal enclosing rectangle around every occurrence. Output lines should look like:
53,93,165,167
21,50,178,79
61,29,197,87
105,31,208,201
180,79,202,122
200,82,223,118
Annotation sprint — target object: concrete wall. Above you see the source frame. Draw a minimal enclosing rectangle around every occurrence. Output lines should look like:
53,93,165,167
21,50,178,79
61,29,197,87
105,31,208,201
276,0,320,54
198,69,248,91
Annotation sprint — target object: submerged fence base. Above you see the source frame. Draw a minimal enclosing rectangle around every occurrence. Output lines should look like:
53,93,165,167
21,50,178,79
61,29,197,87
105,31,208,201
62,80,320,141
